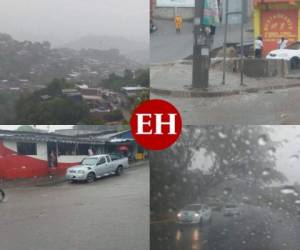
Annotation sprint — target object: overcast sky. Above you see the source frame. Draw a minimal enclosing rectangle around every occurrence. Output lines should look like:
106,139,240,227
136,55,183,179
0,0,148,46
191,126,300,185
0,125,73,131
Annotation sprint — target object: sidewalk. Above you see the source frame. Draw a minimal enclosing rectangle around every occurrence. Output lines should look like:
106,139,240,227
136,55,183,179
1,160,149,189
150,61,300,98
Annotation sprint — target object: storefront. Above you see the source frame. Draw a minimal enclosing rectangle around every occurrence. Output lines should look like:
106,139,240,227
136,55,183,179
253,0,300,54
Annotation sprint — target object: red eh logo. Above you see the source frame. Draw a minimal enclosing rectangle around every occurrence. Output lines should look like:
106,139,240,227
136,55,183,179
130,99,182,150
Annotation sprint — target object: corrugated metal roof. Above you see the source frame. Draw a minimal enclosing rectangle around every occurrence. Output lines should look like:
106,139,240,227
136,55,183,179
0,130,106,144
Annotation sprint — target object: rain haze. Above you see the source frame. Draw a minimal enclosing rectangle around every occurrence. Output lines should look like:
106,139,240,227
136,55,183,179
191,126,300,185
0,125,73,131
0,0,148,47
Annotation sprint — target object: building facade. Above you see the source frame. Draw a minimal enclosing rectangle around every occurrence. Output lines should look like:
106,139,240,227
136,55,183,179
0,129,144,180
253,0,300,54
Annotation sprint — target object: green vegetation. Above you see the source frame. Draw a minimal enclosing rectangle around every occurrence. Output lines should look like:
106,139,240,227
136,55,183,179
0,90,19,123
14,79,91,124
101,68,149,91
151,126,286,219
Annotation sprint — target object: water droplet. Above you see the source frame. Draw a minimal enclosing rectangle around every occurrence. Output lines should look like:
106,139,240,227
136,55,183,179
218,132,227,139
222,159,229,165
268,147,276,156
258,135,268,146
289,154,299,163
262,170,270,176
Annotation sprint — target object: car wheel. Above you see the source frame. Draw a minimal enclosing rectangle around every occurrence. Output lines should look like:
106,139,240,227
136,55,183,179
115,166,123,176
86,172,95,183
0,189,5,202
291,57,300,69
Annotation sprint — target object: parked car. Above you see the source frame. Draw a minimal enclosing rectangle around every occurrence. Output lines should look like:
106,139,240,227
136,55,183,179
223,204,240,216
65,154,129,183
177,204,212,225
266,41,300,69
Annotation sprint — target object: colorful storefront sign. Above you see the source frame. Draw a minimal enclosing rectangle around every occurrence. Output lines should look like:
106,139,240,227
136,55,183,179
253,0,300,54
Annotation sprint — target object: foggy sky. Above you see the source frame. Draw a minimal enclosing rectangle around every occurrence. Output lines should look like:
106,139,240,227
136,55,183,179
192,126,300,185
0,125,73,131
0,0,148,46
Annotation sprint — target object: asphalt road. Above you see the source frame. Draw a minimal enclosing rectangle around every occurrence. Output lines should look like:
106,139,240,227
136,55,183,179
152,87,300,125
0,163,149,250
151,205,300,250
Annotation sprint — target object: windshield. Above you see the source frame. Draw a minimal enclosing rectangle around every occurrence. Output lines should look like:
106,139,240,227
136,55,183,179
151,126,300,250
80,157,98,166
183,205,202,211
286,42,300,50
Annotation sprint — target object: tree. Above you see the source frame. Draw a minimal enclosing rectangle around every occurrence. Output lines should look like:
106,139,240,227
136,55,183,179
14,79,90,124
123,69,133,81
151,126,286,219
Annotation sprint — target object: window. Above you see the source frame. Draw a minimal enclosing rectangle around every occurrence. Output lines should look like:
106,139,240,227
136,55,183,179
77,144,90,155
106,156,111,163
17,142,37,155
58,143,76,155
97,157,106,165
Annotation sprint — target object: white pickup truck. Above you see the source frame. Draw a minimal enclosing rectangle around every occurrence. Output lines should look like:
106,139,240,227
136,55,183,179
65,154,129,183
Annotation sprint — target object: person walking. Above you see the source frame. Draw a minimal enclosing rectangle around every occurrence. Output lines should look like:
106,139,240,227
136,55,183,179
254,36,263,58
278,37,288,49
88,148,94,156
174,15,183,33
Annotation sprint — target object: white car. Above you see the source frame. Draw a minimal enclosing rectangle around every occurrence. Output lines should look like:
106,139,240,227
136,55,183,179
266,41,300,69
223,204,240,216
177,204,212,225
65,154,129,183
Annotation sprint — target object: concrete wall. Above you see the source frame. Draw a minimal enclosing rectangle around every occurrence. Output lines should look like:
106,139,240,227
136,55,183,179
154,7,194,20
243,59,288,78
211,58,289,78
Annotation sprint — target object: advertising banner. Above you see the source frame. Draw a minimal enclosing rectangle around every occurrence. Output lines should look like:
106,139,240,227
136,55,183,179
203,0,220,26
261,9,298,53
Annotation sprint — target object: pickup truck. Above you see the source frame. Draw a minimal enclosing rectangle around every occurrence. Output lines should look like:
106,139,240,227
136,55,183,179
65,154,129,183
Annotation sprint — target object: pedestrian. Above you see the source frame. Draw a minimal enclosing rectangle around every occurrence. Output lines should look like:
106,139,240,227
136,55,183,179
254,36,263,58
88,148,94,156
174,15,183,33
49,150,57,168
278,37,288,49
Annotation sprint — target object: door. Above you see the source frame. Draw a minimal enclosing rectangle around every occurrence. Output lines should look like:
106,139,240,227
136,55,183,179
95,157,107,177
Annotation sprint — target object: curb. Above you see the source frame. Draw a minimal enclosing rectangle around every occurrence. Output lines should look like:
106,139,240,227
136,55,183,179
128,160,149,169
151,82,300,98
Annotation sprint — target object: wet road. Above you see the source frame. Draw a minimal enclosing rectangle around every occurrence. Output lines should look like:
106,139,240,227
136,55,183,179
150,20,252,64
0,164,149,250
152,87,300,125
151,205,300,250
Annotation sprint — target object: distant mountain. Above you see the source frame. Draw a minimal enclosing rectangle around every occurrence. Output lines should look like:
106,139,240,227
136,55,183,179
0,33,140,86
61,35,149,64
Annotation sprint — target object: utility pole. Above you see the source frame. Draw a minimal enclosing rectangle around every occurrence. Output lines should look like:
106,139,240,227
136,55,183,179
192,0,210,89
222,0,245,86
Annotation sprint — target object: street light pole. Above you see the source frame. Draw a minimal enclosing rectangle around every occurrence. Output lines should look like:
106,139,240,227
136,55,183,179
192,0,209,89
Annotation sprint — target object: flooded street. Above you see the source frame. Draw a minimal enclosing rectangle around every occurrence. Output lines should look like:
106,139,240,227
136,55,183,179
0,164,149,250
